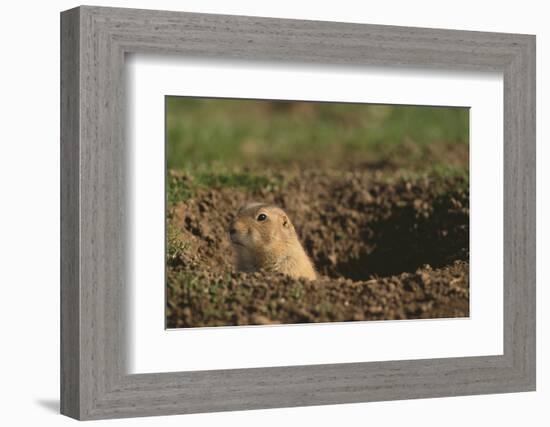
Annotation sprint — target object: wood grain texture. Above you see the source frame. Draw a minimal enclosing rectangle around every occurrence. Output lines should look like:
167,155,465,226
60,7,80,419
60,5,536,420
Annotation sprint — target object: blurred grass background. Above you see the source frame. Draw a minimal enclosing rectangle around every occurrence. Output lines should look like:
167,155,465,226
166,97,469,172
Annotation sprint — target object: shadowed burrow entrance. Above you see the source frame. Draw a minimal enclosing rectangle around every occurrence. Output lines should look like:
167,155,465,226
306,189,469,281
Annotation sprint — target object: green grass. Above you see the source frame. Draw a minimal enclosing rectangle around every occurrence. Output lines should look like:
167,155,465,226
167,168,282,204
166,97,470,208
166,97,469,171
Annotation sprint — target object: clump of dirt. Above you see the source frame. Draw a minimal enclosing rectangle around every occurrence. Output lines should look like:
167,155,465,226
166,170,469,328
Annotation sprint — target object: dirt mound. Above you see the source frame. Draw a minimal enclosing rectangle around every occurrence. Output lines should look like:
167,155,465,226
166,170,469,328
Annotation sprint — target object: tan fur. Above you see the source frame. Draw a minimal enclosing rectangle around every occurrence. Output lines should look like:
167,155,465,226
229,203,317,280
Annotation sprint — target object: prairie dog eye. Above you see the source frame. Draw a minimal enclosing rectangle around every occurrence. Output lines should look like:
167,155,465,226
256,213,267,222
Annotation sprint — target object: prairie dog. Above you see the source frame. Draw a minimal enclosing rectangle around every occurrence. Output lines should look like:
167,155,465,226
229,203,317,280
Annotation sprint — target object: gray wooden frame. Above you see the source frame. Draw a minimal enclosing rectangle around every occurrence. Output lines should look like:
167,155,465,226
60,5,536,420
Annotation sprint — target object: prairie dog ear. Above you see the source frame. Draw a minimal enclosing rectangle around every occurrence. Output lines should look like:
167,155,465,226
281,214,293,229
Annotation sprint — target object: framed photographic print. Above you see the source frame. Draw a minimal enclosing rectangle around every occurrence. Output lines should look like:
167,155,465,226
60,5,536,420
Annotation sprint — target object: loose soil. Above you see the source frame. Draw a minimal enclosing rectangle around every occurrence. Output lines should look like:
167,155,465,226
166,169,469,328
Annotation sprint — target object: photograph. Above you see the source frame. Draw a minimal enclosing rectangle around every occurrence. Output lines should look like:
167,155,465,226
165,97,470,328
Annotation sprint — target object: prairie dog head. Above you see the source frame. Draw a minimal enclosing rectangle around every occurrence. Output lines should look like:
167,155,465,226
229,203,297,253
229,203,317,280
